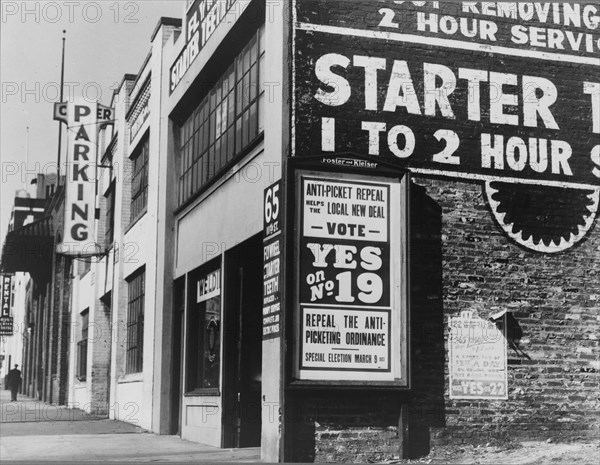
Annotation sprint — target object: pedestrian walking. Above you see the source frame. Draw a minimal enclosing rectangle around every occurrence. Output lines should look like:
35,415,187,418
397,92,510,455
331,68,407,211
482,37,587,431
6,364,22,401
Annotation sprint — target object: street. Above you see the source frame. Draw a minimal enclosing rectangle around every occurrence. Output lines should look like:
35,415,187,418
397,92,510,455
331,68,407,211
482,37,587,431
0,389,261,463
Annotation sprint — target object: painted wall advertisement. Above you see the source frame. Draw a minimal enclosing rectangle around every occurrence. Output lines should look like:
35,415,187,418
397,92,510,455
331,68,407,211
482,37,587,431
0,274,13,336
263,181,282,339
54,100,113,256
449,311,508,400
293,1,599,253
170,0,242,92
294,172,407,384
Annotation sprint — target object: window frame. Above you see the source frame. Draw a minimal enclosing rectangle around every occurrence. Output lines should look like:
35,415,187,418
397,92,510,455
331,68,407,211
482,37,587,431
130,134,149,224
177,24,266,207
126,268,145,374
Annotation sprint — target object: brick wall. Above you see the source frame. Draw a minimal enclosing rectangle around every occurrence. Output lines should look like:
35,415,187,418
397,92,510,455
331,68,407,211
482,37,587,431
289,1,599,461
288,179,599,463
89,298,112,415
421,178,600,445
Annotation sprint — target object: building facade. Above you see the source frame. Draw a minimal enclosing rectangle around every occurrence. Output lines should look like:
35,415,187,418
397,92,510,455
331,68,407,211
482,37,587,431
160,1,599,461
2,1,598,463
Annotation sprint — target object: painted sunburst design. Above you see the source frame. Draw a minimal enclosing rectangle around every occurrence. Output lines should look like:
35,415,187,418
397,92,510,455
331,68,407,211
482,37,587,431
484,182,600,253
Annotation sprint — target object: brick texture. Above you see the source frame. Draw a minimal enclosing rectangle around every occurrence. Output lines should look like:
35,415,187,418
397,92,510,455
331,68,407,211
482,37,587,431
289,179,599,463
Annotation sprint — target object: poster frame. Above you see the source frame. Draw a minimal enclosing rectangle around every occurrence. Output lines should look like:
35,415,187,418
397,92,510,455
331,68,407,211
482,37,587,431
287,154,410,389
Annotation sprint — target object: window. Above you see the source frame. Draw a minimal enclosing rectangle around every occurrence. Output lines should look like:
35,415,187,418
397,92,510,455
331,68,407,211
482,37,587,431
130,136,149,222
186,263,221,393
77,309,89,381
126,269,145,374
178,25,265,206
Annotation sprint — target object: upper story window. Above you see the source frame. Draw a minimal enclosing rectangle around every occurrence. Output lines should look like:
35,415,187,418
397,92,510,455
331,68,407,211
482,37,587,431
178,24,265,206
104,181,115,248
130,135,149,223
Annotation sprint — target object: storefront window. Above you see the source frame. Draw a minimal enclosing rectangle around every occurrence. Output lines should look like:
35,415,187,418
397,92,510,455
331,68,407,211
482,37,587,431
186,263,221,393
178,24,265,206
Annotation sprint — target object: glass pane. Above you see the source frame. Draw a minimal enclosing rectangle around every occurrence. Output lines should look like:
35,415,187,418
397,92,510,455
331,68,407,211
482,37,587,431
235,118,242,153
249,102,258,140
243,45,250,73
242,109,250,147
228,66,235,93
215,103,222,138
249,64,257,102
202,123,209,153
202,154,209,184
227,93,235,125
193,160,199,193
215,139,222,173
227,127,234,162
210,89,216,110
236,80,243,114
208,146,214,179
258,93,265,132
202,295,220,388
242,72,250,109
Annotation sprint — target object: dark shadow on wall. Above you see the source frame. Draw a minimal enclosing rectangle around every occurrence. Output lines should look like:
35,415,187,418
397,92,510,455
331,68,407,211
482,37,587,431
285,181,446,462
405,181,446,458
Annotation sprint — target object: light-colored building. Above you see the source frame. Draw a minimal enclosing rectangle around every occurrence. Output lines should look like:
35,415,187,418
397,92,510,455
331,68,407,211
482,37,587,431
162,1,287,459
67,18,182,431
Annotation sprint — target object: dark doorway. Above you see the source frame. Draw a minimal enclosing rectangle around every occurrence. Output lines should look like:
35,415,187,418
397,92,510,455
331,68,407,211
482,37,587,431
222,234,263,448
170,278,185,435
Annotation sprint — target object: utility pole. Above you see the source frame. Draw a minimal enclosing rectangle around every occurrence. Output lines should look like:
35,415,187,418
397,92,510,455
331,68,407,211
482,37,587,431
56,30,66,185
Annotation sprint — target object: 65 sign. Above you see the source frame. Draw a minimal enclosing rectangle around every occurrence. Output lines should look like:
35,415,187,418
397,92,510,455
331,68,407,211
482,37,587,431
264,182,280,236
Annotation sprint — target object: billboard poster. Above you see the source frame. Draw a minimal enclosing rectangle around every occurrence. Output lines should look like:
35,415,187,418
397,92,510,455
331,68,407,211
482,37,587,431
293,171,408,384
292,1,599,253
54,100,113,256
449,311,508,400
263,181,282,339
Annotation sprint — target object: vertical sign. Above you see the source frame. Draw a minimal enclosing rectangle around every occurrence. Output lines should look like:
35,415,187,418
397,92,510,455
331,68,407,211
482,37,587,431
294,171,408,384
54,100,113,256
449,311,508,400
1,274,12,316
0,274,13,336
263,181,282,339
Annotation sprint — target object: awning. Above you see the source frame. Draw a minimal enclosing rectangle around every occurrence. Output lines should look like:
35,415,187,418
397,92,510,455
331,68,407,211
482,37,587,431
0,216,54,274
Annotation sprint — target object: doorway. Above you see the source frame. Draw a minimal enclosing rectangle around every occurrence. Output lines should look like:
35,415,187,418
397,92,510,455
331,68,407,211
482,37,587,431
222,234,263,448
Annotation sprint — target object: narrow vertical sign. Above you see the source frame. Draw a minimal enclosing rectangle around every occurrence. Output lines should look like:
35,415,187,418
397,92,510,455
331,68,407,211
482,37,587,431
0,274,13,336
1,274,12,316
54,100,113,256
263,181,282,339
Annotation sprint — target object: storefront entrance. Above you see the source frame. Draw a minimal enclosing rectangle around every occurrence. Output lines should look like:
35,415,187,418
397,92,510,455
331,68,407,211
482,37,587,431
222,234,263,448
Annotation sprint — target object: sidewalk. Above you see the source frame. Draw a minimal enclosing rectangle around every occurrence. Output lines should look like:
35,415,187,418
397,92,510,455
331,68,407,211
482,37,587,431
0,390,261,463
